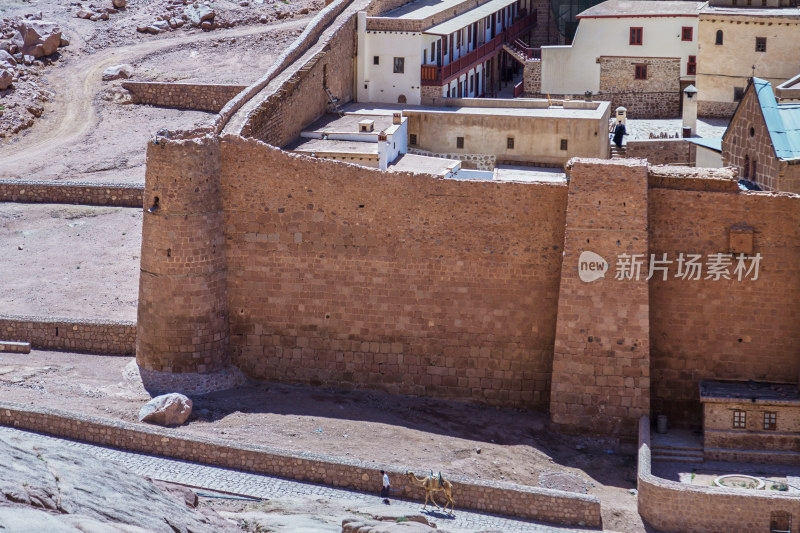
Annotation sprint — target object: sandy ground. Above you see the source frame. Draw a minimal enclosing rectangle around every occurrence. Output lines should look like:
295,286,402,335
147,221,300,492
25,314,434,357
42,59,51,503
0,349,647,532
0,204,141,320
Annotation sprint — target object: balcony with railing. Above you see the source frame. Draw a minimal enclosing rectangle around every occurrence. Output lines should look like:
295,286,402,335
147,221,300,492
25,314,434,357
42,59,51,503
420,11,538,87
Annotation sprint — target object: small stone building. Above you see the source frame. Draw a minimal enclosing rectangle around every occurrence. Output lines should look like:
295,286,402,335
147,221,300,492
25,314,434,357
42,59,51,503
721,77,800,193
700,380,800,464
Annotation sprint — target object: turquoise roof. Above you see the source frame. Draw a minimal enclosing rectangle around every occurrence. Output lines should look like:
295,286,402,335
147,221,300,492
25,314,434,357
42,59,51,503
752,77,800,161
688,137,722,152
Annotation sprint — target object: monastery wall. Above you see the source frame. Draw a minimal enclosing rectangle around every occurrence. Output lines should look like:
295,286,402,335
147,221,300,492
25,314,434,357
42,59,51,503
648,188,800,428
219,136,567,410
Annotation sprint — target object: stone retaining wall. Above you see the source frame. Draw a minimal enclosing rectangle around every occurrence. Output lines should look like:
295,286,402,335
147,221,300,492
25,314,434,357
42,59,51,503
0,401,602,528
122,82,247,113
0,180,143,207
638,415,800,532
0,315,136,355
626,139,696,166
699,100,738,119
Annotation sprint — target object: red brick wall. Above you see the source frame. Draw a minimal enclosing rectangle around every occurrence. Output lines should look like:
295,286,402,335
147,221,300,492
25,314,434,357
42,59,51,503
550,159,651,438
648,189,800,428
219,137,567,410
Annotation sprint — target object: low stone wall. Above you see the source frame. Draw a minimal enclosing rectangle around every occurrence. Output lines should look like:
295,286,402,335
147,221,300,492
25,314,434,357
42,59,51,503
638,415,800,532
407,148,496,170
523,59,541,94
0,401,602,528
626,139,696,166
0,180,143,207
122,82,247,113
0,315,136,355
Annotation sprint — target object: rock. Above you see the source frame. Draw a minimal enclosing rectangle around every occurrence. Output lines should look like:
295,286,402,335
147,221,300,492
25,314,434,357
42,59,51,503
26,103,43,117
0,50,16,66
59,36,70,47
76,8,94,18
99,12,110,20
0,69,12,90
200,20,214,30
341,519,438,533
0,430,236,532
12,21,62,58
258,15,268,23
197,4,215,21
300,7,309,14
113,0,127,7
153,20,170,31
102,63,134,81
23,55,35,65
139,393,193,426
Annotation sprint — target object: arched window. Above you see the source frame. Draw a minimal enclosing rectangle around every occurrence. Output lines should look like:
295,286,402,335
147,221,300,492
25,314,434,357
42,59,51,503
715,30,723,45
752,159,757,182
744,155,750,179
397,94,407,104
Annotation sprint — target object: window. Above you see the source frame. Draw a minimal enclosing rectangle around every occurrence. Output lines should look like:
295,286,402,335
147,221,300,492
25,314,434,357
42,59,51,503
732,0,737,4
756,37,767,52
560,139,568,151
762,0,767,5
734,87,744,102
715,30,723,45
410,133,417,146
507,137,514,149
469,74,474,94
629,27,643,45
747,0,752,5
744,155,750,179
456,136,464,149
393,57,405,73
764,412,777,430
682,27,693,41
750,126,755,137
373,55,379,65
443,36,448,54
733,410,746,429
635,64,648,80
687,55,696,75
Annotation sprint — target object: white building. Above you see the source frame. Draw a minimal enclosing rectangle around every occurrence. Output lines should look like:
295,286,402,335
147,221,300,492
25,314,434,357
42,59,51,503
356,0,538,105
539,0,703,95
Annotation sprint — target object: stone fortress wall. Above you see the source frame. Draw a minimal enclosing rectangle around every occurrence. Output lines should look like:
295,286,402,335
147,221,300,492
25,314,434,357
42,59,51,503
134,0,800,441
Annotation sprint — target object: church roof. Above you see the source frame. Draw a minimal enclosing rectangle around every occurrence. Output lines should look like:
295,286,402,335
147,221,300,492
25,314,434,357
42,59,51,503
752,77,800,161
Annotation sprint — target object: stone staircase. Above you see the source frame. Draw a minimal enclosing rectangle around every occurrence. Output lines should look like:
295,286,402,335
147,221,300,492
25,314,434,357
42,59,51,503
651,439,704,463
610,145,628,159
502,42,528,65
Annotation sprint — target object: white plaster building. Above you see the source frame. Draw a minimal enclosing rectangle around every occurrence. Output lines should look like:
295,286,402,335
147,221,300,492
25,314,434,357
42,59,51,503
539,0,703,95
356,0,538,105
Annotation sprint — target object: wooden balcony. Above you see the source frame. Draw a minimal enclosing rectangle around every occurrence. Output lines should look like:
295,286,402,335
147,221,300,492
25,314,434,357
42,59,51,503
420,11,538,87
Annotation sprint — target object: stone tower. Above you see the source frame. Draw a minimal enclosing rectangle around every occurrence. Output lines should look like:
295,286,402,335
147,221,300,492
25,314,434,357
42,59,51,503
136,135,242,395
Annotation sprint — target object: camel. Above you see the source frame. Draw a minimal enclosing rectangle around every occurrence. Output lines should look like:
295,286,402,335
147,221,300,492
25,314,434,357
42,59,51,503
404,470,455,514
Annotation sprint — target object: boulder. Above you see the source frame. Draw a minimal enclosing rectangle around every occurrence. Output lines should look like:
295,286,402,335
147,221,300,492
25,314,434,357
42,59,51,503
0,69,12,90
184,4,214,25
113,0,128,8
0,50,16,66
76,8,94,19
341,519,438,533
139,393,193,426
102,63,134,81
12,21,61,58
153,20,170,31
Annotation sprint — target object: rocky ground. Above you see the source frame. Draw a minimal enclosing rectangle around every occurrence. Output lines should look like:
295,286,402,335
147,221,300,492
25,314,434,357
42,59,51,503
0,350,645,532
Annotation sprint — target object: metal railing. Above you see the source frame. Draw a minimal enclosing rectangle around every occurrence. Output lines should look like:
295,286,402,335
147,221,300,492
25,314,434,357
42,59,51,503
420,11,538,87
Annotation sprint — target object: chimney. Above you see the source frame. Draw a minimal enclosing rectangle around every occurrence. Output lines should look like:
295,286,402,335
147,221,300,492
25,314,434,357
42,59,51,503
359,119,374,133
392,112,402,125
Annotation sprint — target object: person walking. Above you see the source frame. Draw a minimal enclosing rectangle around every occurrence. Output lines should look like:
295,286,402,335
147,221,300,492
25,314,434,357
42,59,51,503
380,470,391,504
613,120,627,149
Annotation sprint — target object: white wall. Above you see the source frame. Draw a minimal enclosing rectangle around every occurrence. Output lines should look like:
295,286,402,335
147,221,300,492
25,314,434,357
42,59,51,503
541,15,699,94
357,13,423,104
695,145,723,168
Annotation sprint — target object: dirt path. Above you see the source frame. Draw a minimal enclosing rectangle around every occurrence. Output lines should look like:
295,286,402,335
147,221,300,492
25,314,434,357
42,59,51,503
0,19,307,172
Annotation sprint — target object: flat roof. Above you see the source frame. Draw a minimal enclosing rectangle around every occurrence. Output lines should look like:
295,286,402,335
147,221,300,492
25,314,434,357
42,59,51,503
700,380,800,405
285,138,378,155
700,6,800,17
493,165,567,183
302,113,397,134
578,0,704,18
381,0,467,21
387,153,460,174
343,101,609,120
425,0,516,35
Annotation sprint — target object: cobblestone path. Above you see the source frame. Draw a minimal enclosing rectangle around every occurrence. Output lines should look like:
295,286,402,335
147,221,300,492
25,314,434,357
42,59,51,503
0,426,596,532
